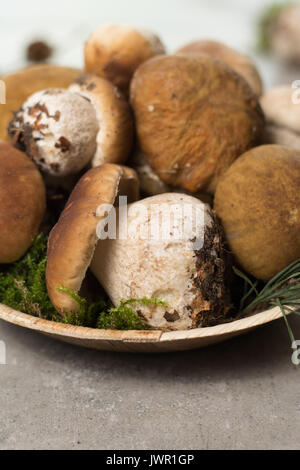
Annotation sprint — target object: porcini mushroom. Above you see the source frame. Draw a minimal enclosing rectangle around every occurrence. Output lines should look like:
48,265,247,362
8,76,133,176
84,24,166,94
0,64,81,142
0,141,46,263
46,166,231,330
46,163,139,315
130,54,264,195
177,39,263,96
69,75,133,167
214,145,300,281
260,85,300,150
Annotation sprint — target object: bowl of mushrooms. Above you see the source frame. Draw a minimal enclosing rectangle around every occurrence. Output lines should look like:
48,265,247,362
0,24,299,353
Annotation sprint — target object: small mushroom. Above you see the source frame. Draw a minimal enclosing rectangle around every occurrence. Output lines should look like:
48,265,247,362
0,141,46,263
46,168,231,330
8,76,133,176
84,24,166,94
130,54,264,195
177,39,263,96
69,75,133,167
258,4,300,64
260,85,300,150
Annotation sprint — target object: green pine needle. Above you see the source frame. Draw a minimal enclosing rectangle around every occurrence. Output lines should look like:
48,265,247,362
234,259,300,346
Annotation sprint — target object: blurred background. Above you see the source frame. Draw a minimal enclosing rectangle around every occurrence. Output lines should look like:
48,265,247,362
0,0,299,90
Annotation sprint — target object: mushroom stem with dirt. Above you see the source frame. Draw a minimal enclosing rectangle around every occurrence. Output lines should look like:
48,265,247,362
46,164,231,331
8,75,133,177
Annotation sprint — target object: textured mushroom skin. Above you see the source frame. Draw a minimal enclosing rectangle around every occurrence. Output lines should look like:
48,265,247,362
130,55,264,195
0,141,46,263
214,145,300,281
177,40,263,96
8,89,99,176
0,64,81,142
46,164,139,315
91,193,231,331
84,24,166,94
69,75,134,167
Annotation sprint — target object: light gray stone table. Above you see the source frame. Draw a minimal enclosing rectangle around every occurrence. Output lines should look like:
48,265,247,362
0,315,299,450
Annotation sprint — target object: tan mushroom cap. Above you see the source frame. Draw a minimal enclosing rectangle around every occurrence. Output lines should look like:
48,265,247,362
84,24,166,94
69,75,134,167
0,141,46,263
46,163,139,316
130,54,264,195
0,64,82,142
177,40,263,96
260,85,300,134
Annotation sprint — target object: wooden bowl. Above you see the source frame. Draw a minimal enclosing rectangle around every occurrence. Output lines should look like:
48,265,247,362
0,303,288,353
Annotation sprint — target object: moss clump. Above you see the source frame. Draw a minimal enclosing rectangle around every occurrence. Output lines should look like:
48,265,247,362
96,298,166,330
0,233,59,321
0,234,165,330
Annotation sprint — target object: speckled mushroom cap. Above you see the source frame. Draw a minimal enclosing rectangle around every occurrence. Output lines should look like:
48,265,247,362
84,24,166,94
69,75,134,167
8,89,99,176
0,64,81,142
260,86,300,149
0,141,46,263
46,164,139,316
130,54,264,195
177,40,263,96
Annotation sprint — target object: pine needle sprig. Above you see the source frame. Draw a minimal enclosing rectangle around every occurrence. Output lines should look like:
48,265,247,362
234,259,300,346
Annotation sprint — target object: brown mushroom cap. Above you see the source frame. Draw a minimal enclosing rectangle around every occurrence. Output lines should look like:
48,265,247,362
69,75,134,167
260,85,300,134
84,24,166,94
214,145,300,281
0,141,46,263
130,54,264,195
46,163,139,316
177,40,263,96
260,86,300,150
0,64,82,142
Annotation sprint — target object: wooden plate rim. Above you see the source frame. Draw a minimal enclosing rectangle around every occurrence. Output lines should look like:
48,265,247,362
0,303,287,344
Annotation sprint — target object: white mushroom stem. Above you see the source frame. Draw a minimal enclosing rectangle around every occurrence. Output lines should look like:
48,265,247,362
90,193,230,331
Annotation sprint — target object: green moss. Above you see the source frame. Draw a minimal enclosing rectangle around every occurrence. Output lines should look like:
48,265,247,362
0,234,59,321
257,2,295,52
96,298,167,330
0,234,166,331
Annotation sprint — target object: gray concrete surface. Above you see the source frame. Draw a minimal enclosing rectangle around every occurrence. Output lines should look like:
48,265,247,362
0,316,299,450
